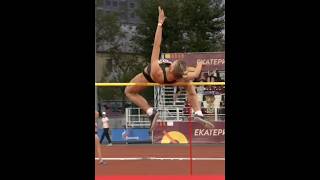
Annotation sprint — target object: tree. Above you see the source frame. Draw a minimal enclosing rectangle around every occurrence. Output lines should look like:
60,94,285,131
95,0,154,101
95,0,124,50
132,0,225,60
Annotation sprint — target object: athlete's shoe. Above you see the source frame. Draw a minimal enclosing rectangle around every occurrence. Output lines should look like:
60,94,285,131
194,114,215,128
149,109,160,130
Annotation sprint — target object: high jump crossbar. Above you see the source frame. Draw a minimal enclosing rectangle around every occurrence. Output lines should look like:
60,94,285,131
95,82,225,87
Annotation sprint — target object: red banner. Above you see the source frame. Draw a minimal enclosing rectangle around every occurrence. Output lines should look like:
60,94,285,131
163,52,225,71
153,121,225,144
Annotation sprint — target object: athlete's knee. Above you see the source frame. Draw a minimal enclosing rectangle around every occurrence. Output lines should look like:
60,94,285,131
187,89,197,96
124,87,133,97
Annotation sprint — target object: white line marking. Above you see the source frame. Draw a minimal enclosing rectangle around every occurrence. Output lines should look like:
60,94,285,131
95,157,225,161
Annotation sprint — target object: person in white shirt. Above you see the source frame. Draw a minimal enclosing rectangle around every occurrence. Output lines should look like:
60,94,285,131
95,111,106,165
100,112,112,146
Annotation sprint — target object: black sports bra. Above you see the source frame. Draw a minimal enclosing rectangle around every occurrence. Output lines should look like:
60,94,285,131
142,60,176,84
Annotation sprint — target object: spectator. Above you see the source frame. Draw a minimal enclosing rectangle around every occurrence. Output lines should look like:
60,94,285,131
100,112,112,146
95,111,106,165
